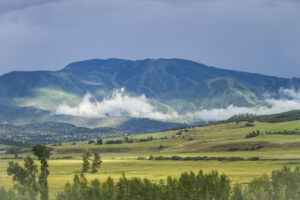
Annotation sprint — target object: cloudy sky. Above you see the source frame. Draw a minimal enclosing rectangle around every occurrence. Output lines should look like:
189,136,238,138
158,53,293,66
0,0,299,77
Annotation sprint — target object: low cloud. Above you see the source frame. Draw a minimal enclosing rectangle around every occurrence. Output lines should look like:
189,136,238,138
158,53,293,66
56,88,175,120
56,88,300,122
186,88,300,121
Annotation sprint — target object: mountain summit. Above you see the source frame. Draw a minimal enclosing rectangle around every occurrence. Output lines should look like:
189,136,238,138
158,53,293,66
0,58,299,125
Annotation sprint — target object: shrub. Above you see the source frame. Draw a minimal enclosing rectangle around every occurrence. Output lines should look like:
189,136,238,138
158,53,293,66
170,156,183,160
228,147,240,151
148,155,154,160
154,156,167,160
88,140,95,144
228,157,244,161
160,137,168,140
245,122,255,127
176,131,182,136
105,140,123,145
248,157,260,161
96,139,103,145
245,130,261,138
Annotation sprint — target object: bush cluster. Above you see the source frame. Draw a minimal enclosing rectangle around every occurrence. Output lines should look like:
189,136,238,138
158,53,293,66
245,130,261,138
125,136,168,144
265,130,300,135
228,145,264,151
99,136,168,145
105,140,123,145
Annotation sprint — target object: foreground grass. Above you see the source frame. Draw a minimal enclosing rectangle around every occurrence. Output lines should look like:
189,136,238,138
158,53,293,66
0,157,298,199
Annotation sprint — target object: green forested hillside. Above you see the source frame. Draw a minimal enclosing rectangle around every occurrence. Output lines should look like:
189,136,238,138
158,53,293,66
227,110,300,123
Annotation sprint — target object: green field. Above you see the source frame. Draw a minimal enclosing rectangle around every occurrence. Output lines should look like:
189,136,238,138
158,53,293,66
1,120,300,199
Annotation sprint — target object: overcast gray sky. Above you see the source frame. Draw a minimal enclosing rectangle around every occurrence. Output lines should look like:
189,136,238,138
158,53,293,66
0,0,299,77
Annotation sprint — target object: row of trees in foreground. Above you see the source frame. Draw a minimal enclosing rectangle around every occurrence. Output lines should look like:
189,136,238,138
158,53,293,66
56,166,300,200
1,166,300,200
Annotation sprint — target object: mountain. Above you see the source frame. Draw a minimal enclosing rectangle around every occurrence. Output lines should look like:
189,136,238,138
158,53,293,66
0,58,300,127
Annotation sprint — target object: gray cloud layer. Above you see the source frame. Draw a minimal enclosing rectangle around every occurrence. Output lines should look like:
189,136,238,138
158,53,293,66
0,0,300,77
0,0,63,13
56,88,300,122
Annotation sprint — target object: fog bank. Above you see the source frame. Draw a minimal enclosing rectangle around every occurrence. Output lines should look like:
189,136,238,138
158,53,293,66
56,88,300,122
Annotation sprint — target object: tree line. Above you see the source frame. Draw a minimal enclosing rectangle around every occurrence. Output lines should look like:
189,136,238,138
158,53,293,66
88,136,169,146
227,110,300,124
245,129,300,139
49,166,300,200
142,155,260,162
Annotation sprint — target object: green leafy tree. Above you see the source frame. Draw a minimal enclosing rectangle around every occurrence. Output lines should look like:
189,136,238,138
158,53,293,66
0,187,17,200
7,161,27,185
6,156,38,200
96,139,103,145
248,174,273,200
102,177,115,199
88,140,94,144
272,166,300,200
82,150,91,173
231,185,244,200
23,156,39,197
91,152,102,173
32,145,51,200
56,173,89,200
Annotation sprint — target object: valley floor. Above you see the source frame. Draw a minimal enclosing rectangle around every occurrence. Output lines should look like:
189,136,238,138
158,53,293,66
1,120,300,199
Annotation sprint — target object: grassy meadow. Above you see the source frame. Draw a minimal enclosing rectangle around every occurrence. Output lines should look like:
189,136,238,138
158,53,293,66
1,120,300,199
